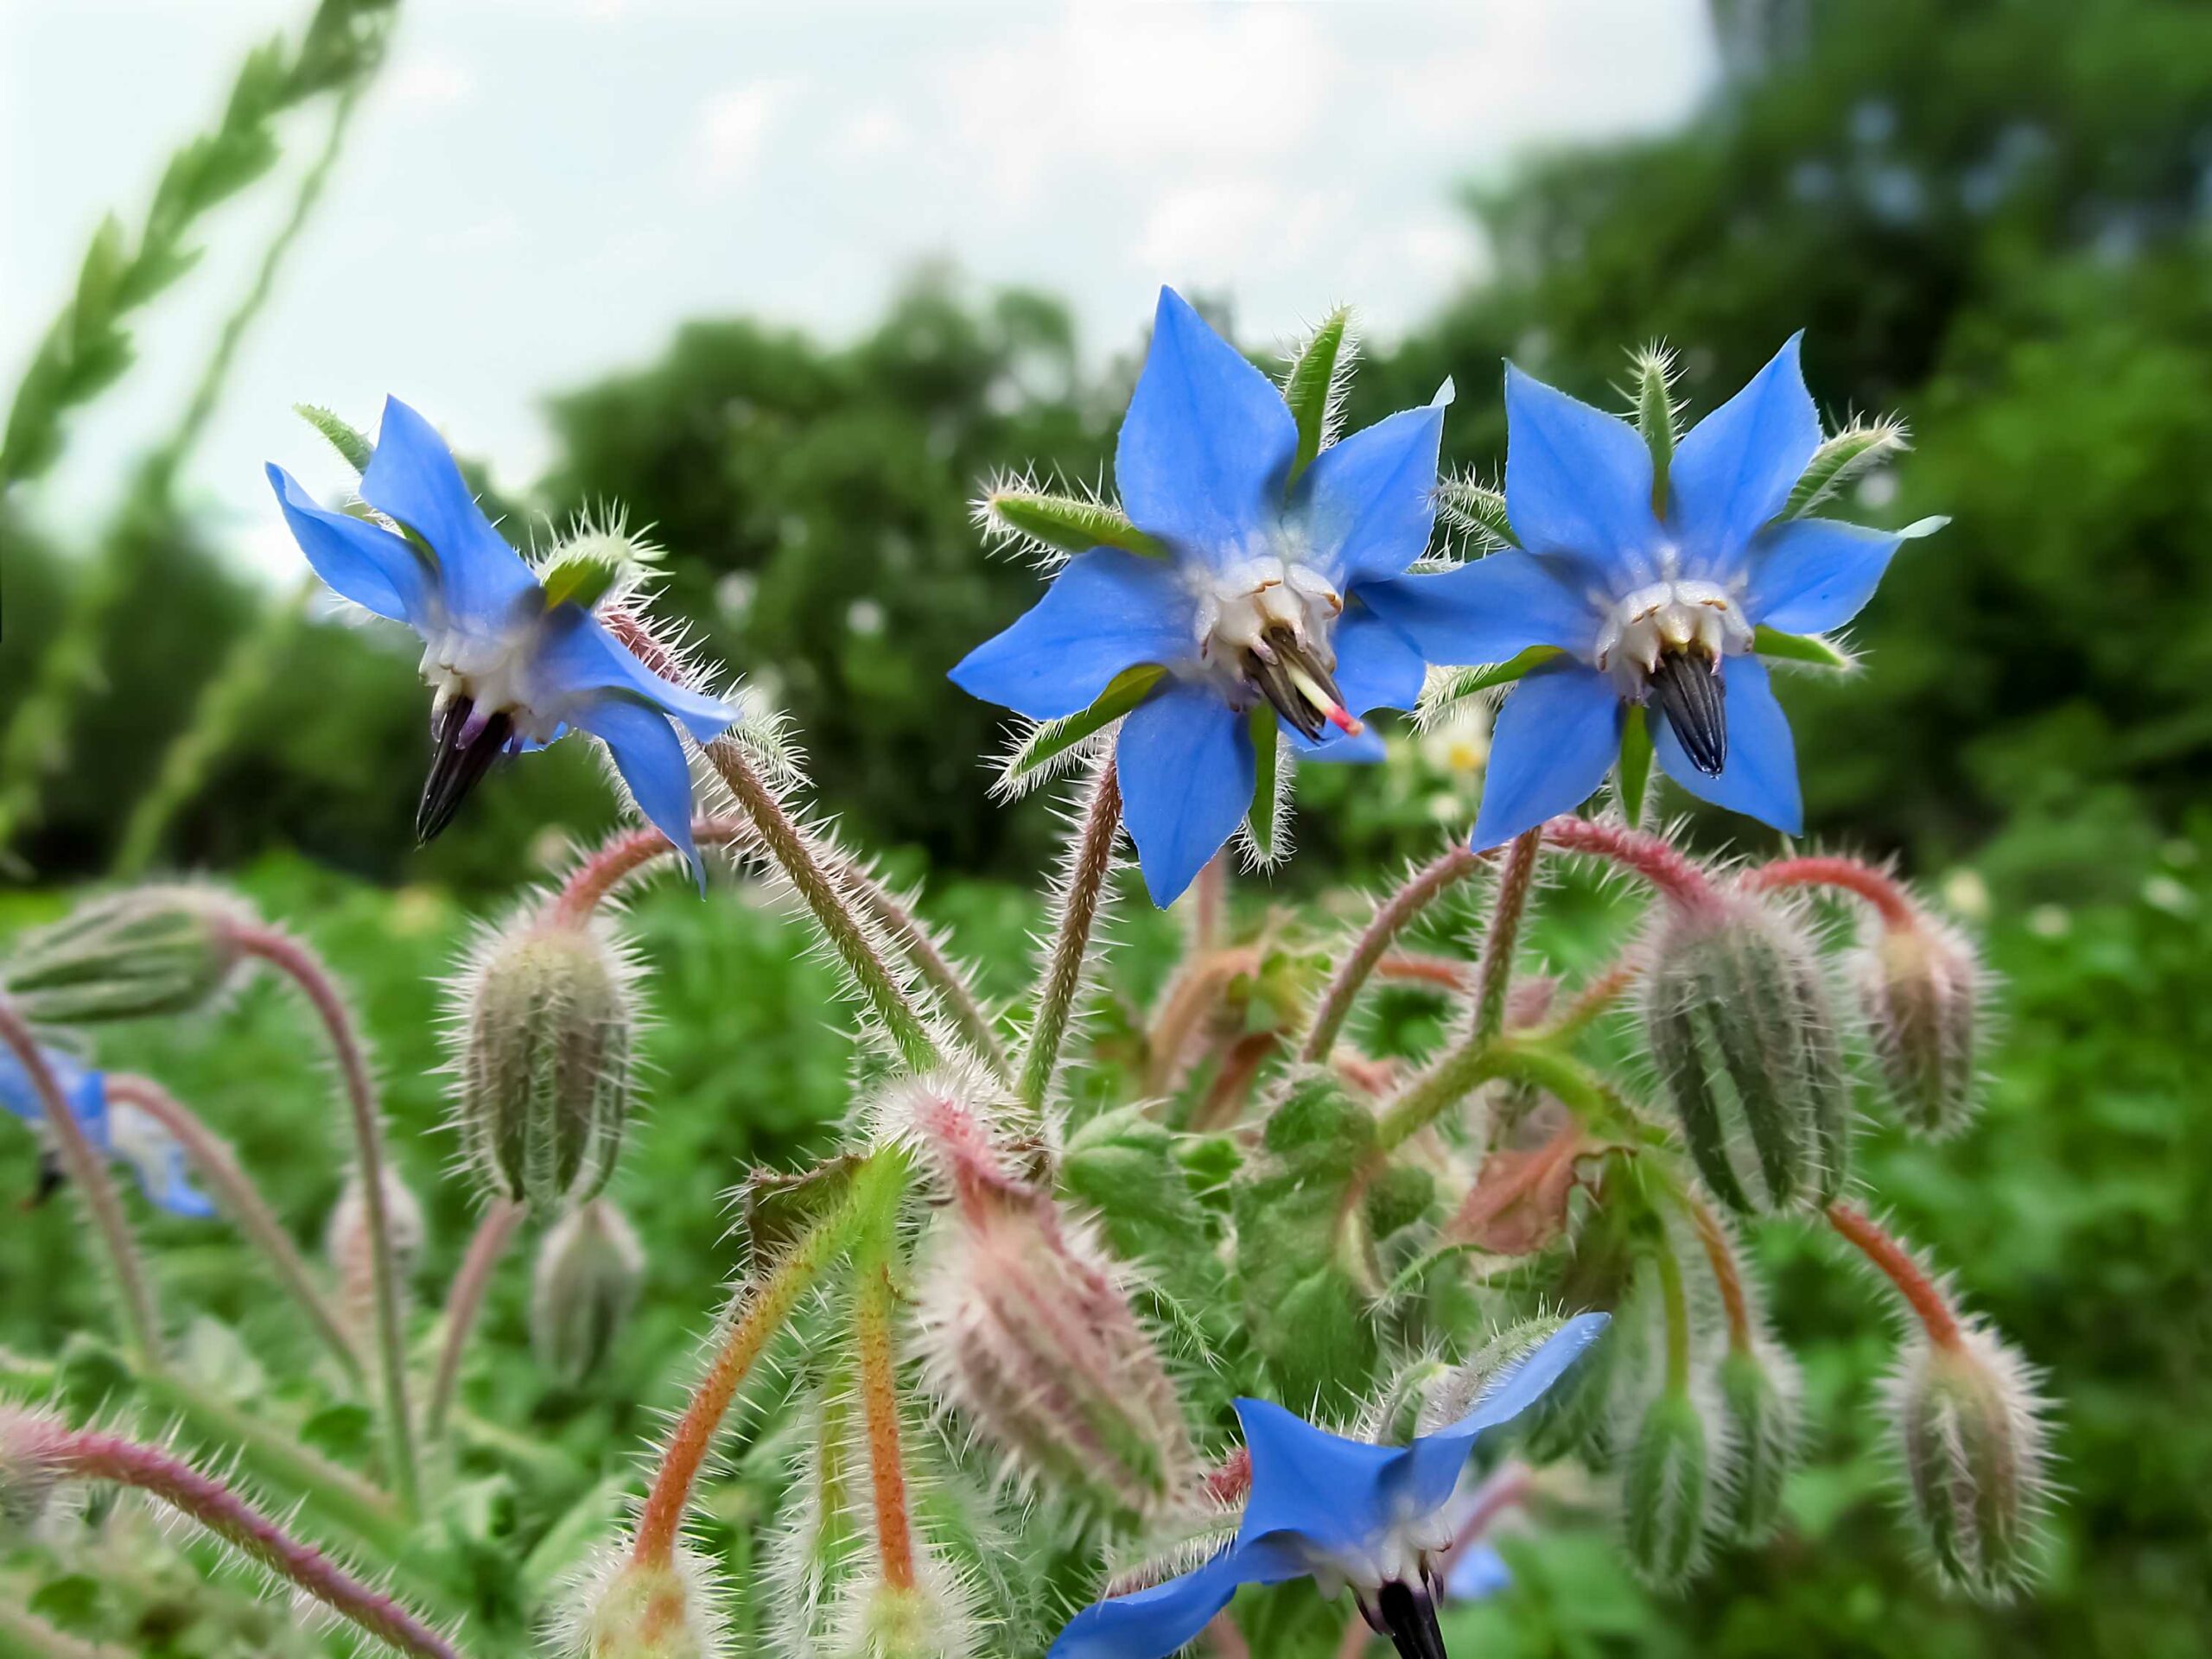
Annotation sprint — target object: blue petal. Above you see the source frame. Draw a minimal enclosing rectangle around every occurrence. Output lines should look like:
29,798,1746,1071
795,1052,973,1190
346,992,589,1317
1744,518,1901,633
1049,1538,1307,1659
1502,365,1658,583
1652,654,1802,834
529,610,736,742
1116,681,1254,907
359,397,541,626
571,697,708,887
106,1110,217,1220
1116,289,1298,568
950,550,1195,721
1294,404,1445,588
1357,550,1597,666
1444,1544,1510,1603
1388,1314,1610,1518
1470,664,1624,849
266,465,435,626
1667,337,1821,574
1298,725,1388,765
0,1045,105,1135
1233,1395,1399,1559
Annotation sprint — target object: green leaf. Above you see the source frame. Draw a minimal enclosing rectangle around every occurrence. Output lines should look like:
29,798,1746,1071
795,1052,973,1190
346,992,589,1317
1783,416,1910,518
1630,343,1680,512
1245,705,1285,865
1283,307,1354,480
1062,1106,1230,1326
1618,703,1655,821
980,488,1165,559
995,664,1166,798
1423,645,1565,717
69,218,130,353
295,403,372,474
297,1402,375,1463
1434,474,1518,550
1752,626,1857,671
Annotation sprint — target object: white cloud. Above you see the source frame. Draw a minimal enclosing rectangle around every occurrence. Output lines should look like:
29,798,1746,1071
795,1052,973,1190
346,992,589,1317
385,49,474,112
690,77,804,190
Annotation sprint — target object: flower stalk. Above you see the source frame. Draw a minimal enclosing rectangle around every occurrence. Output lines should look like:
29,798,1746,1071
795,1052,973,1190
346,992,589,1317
1300,843,1484,1062
1827,1201,1962,1350
1472,828,1544,1042
1020,758,1122,1114
853,1248,917,1592
425,1198,524,1440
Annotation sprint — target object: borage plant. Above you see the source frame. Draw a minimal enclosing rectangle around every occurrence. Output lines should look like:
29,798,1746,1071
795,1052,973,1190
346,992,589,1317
0,295,2048,1659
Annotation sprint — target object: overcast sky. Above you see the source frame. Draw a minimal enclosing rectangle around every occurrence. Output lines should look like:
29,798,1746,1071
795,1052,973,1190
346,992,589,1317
2,1,1715,571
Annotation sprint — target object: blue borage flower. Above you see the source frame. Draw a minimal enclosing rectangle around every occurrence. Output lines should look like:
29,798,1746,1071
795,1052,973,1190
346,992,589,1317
953,289,1450,906
1370,340,1929,849
267,399,735,880
0,1046,214,1219
1049,1313,1605,1659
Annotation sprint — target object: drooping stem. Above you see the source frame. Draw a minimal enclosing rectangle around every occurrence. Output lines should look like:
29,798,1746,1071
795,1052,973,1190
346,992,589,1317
1650,1230,1692,1391
105,1074,360,1384
1020,759,1122,1114
853,1250,917,1592
229,925,418,1514
1540,817,1716,911
1826,1201,1961,1350
6,1418,463,1659
0,1000,159,1367
1191,850,1228,952
1472,828,1543,1043
1742,855,1916,927
1300,844,1484,1063
1144,946,1256,1099
1534,949,1645,1043
424,1198,524,1440
1683,1193,1753,1350
1378,1034,1643,1154
631,1154,899,1567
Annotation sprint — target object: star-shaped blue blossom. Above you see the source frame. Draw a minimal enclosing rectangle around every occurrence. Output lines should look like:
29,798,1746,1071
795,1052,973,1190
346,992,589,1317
267,398,735,879
1366,340,1922,849
1,1046,214,1219
1049,1313,1606,1659
953,289,1451,906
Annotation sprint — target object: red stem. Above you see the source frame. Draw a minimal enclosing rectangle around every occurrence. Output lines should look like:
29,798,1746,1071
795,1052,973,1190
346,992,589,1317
1540,817,1716,910
1300,844,1487,1062
424,1198,523,1439
1685,1195,1753,1349
1742,855,1916,928
1826,1201,1961,1350
855,1260,916,1591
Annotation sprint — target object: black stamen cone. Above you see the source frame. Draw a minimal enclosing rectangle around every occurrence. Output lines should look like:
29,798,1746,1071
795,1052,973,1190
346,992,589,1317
417,696,514,843
1649,650,1727,776
1376,1580,1449,1659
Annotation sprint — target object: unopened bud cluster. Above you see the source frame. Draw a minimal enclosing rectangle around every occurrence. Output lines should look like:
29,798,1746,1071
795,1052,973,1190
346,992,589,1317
533,1198,645,1382
1851,906,1985,1138
1888,1323,2050,1600
3,885,253,1026
1643,895,1850,1213
452,911,639,1211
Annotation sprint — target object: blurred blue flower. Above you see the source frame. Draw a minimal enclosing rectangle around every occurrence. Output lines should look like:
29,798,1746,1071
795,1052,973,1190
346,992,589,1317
953,288,1450,906
0,1046,213,1219
1049,1313,1605,1659
1367,340,1923,849
267,398,734,879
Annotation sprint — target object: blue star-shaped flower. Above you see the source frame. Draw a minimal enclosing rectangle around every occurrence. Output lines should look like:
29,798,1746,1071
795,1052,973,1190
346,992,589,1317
267,398,735,878
953,289,1450,906
1,1046,213,1219
1366,340,1920,849
1049,1313,1605,1659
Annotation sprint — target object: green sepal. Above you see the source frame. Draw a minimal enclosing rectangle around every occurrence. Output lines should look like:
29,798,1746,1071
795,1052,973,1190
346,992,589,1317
1245,705,1284,864
294,403,372,474
539,552,625,613
1752,626,1856,671
741,1153,862,1265
983,489,1165,559
1434,475,1517,550
1284,307,1354,481
996,664,1166,797
1630,344,1680,513
1783,416,1910,518
1618,703,1655,822
1424,645,1565,717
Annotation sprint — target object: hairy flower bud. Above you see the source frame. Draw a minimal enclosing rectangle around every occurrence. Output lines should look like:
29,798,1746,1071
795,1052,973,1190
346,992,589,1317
1643,896,1851,1212
3,885,252,1026
1851,909,1985,1138
830,1570,982,1659
1888,1325,2050,1600
562,1545,727,1659
325,1166,423,1333
1714,1341,1800,1543
532,1199,645,1382
0,1408,65,1539
914,1147,1193,1520
1622,1387,1712,1589
452,912,639,1210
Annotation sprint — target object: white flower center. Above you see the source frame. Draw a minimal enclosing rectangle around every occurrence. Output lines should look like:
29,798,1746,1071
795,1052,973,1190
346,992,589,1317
1189,556,1360,740
420,620,563,745
1590,578,1754,697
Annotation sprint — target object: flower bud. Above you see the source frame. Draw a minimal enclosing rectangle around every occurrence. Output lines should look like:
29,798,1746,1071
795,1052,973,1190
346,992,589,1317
830,1570,982,1659
1888,1324,2050,1600
0,1408,65,1539
452,912,639,1210
1643,896,1851,1213
1621,1387,1711,1589
1851,910,1985,1138
3,885,252,1026
532,1199,645,1383
562,1545,727,1659
1713,1340,1800,1543
914,1156,1193,1521
325,1166,424,1334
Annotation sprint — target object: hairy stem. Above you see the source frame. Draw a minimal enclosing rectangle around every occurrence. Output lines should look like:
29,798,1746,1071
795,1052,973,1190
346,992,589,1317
1742,855,1916,927
1826,1201,1961,1350
1683,1193,1753,1350
1650,1230,1693,1391
231,925,418,1513
1540,817,1716,911
1020,759,1122,1114
1300,844,1484,1062
424,1198,523,1441
1533,949,1645,1043
105,1074,361,1384
0,1000,159,1366
853,1250,917,1592
8,1418,461,1659
1472,829,1543,1043
1191,850,1228,953
1144,947,1256,1099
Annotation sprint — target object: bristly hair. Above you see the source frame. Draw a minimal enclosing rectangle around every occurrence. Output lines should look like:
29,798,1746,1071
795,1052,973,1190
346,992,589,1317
1278,303,1361,458
968,465,1125,573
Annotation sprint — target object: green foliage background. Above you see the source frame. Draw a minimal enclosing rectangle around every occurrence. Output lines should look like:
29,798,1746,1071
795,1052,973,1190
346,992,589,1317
3,0,2209,1653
